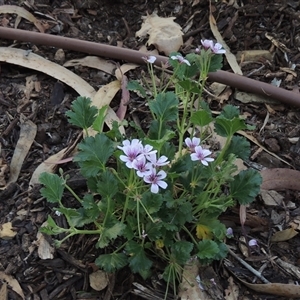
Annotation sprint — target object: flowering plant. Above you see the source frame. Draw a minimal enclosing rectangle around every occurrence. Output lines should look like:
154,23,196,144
39,40,262,297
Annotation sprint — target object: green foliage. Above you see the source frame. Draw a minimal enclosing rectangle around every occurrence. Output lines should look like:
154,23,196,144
126,241,153,279
149,92,179,122
230,169,262,205
66,96,98,130
40,173,64,203
224,135,250,160
74,133,114,177
191,110,213,127
97,222,126,248
39,44,261,299
215,105,247,137
126,80,147,98
95,252,128,273
92,105,108,133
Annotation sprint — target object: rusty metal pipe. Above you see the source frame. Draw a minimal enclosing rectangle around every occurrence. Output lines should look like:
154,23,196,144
0,27,299,107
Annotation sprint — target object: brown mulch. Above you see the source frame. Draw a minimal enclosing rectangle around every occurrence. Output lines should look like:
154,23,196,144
1,0,300,299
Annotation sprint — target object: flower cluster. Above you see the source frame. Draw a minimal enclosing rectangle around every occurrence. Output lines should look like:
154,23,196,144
201,39,226,54
185,137,214,166
118,139,169,193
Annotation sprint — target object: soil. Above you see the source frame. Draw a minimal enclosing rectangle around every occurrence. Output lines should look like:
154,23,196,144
1,0,300,299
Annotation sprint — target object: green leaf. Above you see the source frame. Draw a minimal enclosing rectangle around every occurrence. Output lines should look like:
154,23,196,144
148,120,168,140
39,172,65,203
197,240,219,260
66,96,98,130
141,191,163,214
214,242,228,260
74,133,114,177
95,252,128,273
215,116,247,137
224,135,250,160
92,105,108,133
105,120,125,141
145,221,164,241
171,241,193,265
126,240,153,279
178,79,201,94
96,170,118,198
221,105,240,119
127,80,147,98
148,92,179,122
230,169,262,205
144,130,175,154
40,215,67,235
56,207,82,227
191,110,213,127
209,54,223,72
97,222,126,248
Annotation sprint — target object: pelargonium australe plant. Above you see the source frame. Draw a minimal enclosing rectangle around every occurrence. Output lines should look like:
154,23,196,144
39,40,262,298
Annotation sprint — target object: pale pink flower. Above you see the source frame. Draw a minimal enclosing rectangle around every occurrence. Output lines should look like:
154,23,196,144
171,54,191,66
190,146,214,166
185,137,201,152
249,239,258,247
118,139,143,168
147,153,169,167
132,155,153,178
142,55,157,64
144,169,168,193
201,39,226,54
141,144,157,156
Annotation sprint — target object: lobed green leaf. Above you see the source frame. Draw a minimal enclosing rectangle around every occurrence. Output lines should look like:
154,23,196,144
74,133,114,177
66,96,98,130
95,252,128,273
230,169,262,205
40,172,65,203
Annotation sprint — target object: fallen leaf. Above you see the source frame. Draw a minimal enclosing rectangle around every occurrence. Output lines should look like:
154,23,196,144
209,9,242,75
35,230,55,259
0,222,17,239
136,12,183,55
29,137,79,186
275,258,300,280
116,74,129,120
260,189,284,206
225,277,240,300
0,272,24,299
270,227,298,242
0,47,96,98
0,281,7,300
89,270,109,291
178,259,213,300
240,279,300,298
64,56,116,75
0,5,44,32
234,90,279,104
235,50,273,62
261,168,300,190
8,114,37,184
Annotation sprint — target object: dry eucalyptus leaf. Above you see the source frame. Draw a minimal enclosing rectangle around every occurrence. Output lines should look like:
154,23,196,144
260,189,284,206
35,230,55,260
270,227,298,242
0,5,44,32
8,114,37,184
261,168,300,190
178,258,213,300
0,272,24,299
136,13,183,55
0,222,17,239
